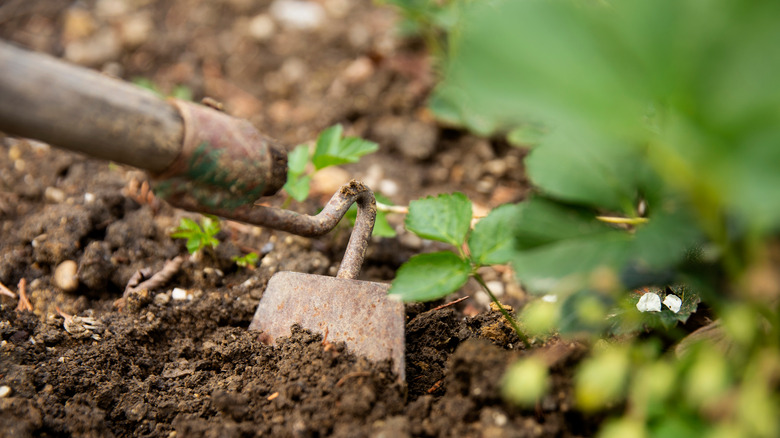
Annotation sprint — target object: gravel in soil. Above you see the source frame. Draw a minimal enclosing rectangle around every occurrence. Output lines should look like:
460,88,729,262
2,1,596,436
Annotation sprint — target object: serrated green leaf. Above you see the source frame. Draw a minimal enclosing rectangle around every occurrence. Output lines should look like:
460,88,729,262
406,193,472,246
388,252,471,302
283,174,311,202
469,203,522,266
311,125,379,170
287,144,310,175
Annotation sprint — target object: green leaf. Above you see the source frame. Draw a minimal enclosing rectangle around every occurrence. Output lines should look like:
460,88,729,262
508,197,632,293
186,236,203,254
388,252,471,302
132,77,161,96
469,203,522,266
233,252,259,268
204,236,220,250
434,0,647,138
287,144,310,175
406,193,472,247
201,215,221,237
525,128,647,214
345,194,397,238
312,125,379,170
171,85,193,101
283,174,311,202
371,212,397,238
507,123,547,147
171,217,200,236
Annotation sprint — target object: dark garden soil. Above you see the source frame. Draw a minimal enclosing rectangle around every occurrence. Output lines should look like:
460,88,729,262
1,1,598,436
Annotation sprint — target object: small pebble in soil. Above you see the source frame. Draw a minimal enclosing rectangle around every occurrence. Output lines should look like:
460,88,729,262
270,0,325,30
154,292,171,306
0,385,12,398
53,260,79,292
378,179,399,197
249,14,276,41
342,57,374,84
44,187,66,203
171,288,191,301
119,13,153,48
485,280,505,296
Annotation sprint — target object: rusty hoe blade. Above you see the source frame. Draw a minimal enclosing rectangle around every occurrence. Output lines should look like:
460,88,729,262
249,273,405,380
225,181,407,380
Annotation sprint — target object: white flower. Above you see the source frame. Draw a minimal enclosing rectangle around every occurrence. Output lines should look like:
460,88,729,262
636,292,662,312
663,294,682,313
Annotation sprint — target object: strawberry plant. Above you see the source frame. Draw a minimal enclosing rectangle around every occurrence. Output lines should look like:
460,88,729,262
387,0,780,435
170,215,221,254
388,193,528,345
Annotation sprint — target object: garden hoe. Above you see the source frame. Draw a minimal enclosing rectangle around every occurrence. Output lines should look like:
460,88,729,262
0,41,406,380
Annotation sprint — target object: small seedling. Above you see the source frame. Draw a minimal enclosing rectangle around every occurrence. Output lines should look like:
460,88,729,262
232,252,259,269
388,192,529,346
283,124,395,237
171,215,221,254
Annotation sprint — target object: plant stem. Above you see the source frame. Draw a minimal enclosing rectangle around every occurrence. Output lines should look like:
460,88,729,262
473,272,530,348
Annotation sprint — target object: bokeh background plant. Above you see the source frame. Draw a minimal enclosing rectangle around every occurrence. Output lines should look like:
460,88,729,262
386,0,780,435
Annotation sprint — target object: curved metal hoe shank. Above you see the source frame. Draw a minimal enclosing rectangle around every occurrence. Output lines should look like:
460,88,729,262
163,180,377,280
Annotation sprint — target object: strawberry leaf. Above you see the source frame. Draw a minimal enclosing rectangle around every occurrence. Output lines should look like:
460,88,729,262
405,193,472,247
388,251,471,302
312,124,379,170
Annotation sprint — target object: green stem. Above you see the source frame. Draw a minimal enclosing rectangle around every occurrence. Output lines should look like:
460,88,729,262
473,271,530,348
281,195,293,210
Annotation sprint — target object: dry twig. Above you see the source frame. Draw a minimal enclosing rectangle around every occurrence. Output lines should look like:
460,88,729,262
0,279,16,298
15,278,32,312
336,371,372,387
124,255,185,297
408,296,470,325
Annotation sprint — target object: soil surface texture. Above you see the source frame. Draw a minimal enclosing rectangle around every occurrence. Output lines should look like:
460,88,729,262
1,1,597,436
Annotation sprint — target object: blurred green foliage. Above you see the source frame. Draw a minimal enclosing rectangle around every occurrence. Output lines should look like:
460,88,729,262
132,77,193,101
386,0,780,435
